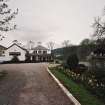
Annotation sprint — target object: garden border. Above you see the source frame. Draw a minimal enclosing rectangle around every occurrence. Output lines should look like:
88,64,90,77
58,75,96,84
47,67,81,105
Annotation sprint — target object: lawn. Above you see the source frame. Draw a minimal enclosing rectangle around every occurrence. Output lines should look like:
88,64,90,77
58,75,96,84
50,67,105,105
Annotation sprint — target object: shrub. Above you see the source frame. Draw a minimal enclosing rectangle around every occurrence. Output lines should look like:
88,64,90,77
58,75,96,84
66,54,79,70
87,68,105,86
62,62,69,70
55,60,60,64
11,55,19,62
76,64,88,75
25,52,31,62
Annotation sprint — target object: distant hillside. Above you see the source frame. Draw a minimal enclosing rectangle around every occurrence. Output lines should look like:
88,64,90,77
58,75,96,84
53,44,96,61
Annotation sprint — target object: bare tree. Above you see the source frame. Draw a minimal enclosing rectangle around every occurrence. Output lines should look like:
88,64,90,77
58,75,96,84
92,17,105,40
29,40,34,49
92,6,105,43
62,40,71,48
91,7,105,57
47,41,55,51
27,40,35,50
0,0,18,41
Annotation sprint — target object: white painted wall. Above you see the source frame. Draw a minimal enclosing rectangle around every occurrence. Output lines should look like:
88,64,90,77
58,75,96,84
29,49,51,54
4,45,26,61
0,56,6,62
47,50,51,54
0,44,51,62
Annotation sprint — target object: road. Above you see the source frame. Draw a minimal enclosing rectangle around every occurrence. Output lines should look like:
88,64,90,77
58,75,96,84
0,63,74,105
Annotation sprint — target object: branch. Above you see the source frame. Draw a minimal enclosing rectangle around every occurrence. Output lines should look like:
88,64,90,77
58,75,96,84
0,9,18,31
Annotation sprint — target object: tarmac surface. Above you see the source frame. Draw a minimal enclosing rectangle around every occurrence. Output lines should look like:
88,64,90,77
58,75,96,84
0,63,74,105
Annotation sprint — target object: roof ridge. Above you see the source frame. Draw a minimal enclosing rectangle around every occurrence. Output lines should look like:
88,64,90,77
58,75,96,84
0,45,7,49
33,45,48,50
7,43,27,51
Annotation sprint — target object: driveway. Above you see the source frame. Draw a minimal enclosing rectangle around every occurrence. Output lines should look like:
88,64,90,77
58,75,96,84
0,63,74,105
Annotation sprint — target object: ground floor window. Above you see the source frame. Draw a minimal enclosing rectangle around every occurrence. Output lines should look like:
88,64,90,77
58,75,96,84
9,52,21,56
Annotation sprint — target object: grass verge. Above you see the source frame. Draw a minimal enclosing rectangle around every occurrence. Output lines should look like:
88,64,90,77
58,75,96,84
49,67,105,105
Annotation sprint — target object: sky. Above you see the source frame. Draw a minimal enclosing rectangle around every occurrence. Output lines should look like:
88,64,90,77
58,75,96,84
0,0,105,48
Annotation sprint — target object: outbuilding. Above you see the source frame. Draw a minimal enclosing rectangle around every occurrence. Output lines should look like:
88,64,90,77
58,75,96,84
5,43,27,61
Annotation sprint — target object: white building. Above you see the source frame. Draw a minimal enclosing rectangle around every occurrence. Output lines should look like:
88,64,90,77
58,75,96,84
0,42,53,63
30,45,51,54
26,45,53,62
0,45,7,63
4,43,27,61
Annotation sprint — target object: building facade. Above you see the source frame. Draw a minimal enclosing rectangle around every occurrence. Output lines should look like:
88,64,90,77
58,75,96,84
0,45,7,63
0,42,53,63
0,45,6,56
5,43,27,61
26,45,53,62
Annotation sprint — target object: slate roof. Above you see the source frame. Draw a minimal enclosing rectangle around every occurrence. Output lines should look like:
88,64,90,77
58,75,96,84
32,45,48,50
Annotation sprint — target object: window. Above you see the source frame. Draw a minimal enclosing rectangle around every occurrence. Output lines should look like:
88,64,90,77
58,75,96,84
33,51,37,54
0,51,5,56
9,52,21,56
2,51,5,54
38,50,41,54
43,51,47,54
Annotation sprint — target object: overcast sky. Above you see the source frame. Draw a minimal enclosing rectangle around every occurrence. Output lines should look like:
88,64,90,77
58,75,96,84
1,0,105,47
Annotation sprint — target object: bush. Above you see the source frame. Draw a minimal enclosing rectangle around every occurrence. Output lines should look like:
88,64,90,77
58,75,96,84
67,54,79,70
76,64,88,75
25,52,31,62
62,62,69,69
84,68,105,102
11,55,19,62
55,60,60,64
87,68,105,86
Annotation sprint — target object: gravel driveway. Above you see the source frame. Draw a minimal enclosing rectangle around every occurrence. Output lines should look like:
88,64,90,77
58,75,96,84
0,63,74,105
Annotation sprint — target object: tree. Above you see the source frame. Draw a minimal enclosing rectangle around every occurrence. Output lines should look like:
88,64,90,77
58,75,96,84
80,38,90,45
92,16,105,44
62,40,71,60
67,54,79,70
11,55,19,62
25,51,31,62
62,40,71,48
0,34,5,41
47,41,55,52
92,7,105,56
0,0,18,40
